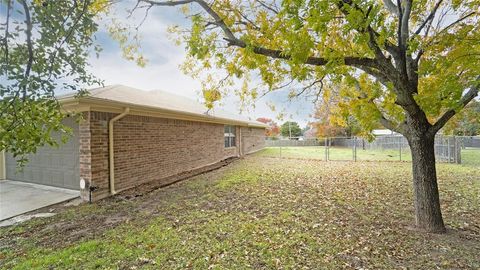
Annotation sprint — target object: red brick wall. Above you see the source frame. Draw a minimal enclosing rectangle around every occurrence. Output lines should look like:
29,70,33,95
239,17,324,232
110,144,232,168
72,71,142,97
241,127,266,155
79,112,92,201
81,111,264,201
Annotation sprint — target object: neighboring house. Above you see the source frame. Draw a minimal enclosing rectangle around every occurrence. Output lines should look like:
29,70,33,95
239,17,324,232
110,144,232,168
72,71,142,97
303,127,318,139
372,129,397,136
1,85,266,201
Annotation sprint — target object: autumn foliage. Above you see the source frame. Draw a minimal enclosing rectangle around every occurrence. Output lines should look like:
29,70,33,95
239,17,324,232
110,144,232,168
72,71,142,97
256,117,280,138
443,100,480,136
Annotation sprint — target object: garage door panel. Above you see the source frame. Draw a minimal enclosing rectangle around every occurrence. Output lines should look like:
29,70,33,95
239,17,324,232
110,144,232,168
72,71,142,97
5,118,80,190
51,171,64,186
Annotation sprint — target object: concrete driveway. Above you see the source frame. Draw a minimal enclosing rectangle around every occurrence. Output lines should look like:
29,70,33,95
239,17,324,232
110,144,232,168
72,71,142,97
0,180,79,221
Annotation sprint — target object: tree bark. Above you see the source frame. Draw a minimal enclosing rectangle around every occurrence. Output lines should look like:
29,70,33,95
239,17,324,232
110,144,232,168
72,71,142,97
407,135,446,233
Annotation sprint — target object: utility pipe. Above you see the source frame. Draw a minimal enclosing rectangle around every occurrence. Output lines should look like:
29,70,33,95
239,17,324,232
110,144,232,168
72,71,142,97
109,107,130,195
238,127,242,157
0,150,5,180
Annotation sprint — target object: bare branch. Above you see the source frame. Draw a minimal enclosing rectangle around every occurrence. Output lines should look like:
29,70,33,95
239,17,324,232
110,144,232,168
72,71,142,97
233,8,260,31
437,11,476,35
254,0,279,14
312,87,323,104
271,79,295,91
295,76,325,98
140,0,195,6
417,11,477,64
136,4,153,30
255,79,296,101
429,75,480,136
413,0,443,36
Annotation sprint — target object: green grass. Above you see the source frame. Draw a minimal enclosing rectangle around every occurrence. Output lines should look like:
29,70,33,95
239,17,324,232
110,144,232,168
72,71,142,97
1,154,479,269
461,148,480,166
259,146,480,166
258,146,412,161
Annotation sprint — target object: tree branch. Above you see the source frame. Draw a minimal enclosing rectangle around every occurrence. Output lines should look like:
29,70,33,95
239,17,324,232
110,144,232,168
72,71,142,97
429,75,480,136
145,0,381,71
400,0,412,48
295,76,325,98
47,0,90,80
413,0,443,36
379,116,405,134
3,0,11,73
141,0,194,6
436,11,476,36
20,0,33,100
142,0,238,43
254,0,278,14
382,0,399,15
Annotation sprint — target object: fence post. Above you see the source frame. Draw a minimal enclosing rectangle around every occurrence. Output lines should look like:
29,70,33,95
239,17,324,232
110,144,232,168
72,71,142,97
279,145,282,158
454,136,461,164
353,137,357,162
399,136,402,161
447,137,451,163
452,135,457,163
324,138,328,161
328,138,331,161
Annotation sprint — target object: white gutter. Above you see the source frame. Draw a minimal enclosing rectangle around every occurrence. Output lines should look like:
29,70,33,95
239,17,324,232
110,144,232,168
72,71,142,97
60,96,268,129
109,107,130,195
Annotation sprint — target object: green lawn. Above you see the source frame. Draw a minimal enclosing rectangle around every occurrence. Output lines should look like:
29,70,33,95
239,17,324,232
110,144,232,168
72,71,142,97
1,154,479,269
259,146,413,161
461,148,480,166
259,146,480,166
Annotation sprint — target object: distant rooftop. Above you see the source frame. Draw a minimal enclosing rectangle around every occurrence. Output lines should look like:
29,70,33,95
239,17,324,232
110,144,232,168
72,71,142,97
372,129,398,136
59,85,267,128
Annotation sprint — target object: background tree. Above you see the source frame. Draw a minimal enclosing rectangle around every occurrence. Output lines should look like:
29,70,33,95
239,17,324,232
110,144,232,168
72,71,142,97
0,0,107,165
280,121,302,138
130,0,480,233
442,100,480,136
313,85,363,137
256,117,280,138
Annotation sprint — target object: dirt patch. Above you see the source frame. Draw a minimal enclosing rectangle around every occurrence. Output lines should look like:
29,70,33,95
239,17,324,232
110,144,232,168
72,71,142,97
0,157,237,253
117,157,236,199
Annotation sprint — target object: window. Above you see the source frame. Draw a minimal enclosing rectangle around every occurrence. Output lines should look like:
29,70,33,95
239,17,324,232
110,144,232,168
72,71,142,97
224,125,236,147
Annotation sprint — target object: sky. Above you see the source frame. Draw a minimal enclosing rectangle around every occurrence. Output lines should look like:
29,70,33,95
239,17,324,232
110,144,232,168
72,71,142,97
86,1,315,127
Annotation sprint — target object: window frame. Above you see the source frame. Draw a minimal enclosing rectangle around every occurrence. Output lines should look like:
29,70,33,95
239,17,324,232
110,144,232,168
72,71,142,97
224,125,236,148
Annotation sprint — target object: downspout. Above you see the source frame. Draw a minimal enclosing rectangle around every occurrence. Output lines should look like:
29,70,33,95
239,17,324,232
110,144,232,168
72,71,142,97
109,107,129,195
0,150,5,180
238,127,243,157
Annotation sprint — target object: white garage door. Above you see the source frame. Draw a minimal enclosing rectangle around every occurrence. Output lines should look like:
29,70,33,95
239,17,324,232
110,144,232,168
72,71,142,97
5,118,80,190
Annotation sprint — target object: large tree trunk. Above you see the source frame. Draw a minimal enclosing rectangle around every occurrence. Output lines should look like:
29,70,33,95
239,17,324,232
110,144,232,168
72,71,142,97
407,135,446,233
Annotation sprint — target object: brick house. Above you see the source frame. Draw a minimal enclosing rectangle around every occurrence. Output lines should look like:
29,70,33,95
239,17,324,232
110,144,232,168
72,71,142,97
1,85,266,201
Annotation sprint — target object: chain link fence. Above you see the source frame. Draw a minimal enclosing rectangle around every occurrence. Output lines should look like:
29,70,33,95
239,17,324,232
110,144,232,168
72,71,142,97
261,135,480,166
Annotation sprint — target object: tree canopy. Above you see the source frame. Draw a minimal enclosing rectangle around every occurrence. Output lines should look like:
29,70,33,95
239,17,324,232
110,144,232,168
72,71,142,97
256,117,280,137
443,100,480,136
0,0,107,164
312,84,365,138
135,0,480,138
280,121,302,137
132,0,480,233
